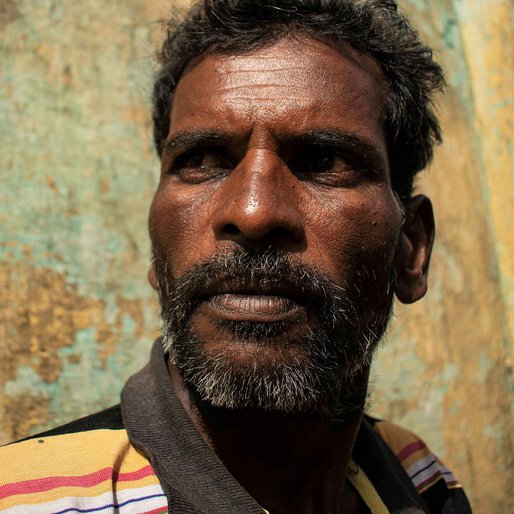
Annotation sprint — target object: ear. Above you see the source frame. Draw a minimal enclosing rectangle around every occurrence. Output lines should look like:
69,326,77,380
148,261,158,290
395,194,435,304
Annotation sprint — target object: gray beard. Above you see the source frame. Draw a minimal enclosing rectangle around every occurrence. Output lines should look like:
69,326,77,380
154,247,395,419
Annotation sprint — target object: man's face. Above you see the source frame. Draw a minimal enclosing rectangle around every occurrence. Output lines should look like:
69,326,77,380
149,38,406,417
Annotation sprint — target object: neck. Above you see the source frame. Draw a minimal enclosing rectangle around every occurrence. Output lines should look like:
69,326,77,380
168,362,369,514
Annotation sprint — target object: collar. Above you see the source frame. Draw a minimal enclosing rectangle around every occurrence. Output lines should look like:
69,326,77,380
121,339,427,513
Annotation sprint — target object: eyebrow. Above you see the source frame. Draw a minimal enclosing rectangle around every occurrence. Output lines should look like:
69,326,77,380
162,131,229,158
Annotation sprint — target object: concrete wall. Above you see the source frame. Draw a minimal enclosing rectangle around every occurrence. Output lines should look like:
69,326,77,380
1,1,512,512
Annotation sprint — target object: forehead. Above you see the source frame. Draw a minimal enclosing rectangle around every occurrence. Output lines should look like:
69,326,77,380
170,37,387,151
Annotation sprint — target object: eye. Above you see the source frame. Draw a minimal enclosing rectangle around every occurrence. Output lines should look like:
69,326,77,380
168,148,233,183
302,150,338,173
291,147,360,186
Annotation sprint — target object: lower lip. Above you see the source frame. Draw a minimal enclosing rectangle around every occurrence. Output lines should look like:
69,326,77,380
203,293,303,322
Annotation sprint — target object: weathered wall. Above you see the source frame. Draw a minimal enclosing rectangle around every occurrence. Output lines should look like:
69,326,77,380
370,2,514,513
0,1,512,512
0,0,173,438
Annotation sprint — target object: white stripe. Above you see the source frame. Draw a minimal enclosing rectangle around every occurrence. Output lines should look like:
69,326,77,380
406,453,456,489
406,453,437,479
0,483,167,514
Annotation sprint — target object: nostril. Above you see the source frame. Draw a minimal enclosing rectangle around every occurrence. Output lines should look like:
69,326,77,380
223,223,240,235
268,226,292,239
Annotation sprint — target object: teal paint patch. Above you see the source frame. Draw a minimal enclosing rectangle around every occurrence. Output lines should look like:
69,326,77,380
121,313,136,337
47,305,156,429
441,14,475,108
442,16,458,49
54,327,122,419
4,323,154,436
4,365,51,399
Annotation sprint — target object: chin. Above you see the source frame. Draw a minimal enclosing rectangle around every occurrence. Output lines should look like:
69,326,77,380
163,318,373,419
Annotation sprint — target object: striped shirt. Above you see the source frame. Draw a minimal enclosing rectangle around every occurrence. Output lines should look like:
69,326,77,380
0,423,167,514
0,341,471,513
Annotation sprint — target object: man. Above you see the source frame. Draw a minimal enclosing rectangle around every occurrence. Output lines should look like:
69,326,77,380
0,0,472,512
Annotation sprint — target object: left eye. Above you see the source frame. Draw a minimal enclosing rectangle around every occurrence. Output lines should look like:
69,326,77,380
302,150,337,173
289,147,365,187
294,148,353,175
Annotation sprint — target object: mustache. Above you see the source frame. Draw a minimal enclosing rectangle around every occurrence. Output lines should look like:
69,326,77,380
152,246,356,329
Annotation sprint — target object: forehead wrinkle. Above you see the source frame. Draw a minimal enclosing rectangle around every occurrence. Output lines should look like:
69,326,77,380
200,78,379,125
210,37,386,92
215,62,371,94
171,37,388,155
212,83,313,93
183,68,383,127
180,41,383,101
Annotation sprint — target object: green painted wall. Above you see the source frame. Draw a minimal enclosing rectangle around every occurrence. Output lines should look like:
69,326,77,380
0,0,166,437
1,1,512,512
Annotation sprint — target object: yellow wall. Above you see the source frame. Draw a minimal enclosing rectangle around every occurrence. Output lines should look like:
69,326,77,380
1,1,512,512
370,2,513,512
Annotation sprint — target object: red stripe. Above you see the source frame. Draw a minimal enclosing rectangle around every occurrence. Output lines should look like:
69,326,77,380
140,508,168,514
0,465,155,500
396,439,427,462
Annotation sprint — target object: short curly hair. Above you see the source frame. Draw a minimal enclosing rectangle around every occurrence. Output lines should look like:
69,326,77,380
152,0,444,199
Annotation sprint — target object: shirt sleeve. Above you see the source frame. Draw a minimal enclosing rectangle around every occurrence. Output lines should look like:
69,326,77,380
372,419,473,513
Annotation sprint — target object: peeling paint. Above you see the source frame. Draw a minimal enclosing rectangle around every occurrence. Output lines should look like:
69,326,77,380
0,262,158,441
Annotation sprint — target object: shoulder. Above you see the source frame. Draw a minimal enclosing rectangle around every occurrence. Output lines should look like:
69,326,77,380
371,418,460,493
367,416,472,513
0,405,167,513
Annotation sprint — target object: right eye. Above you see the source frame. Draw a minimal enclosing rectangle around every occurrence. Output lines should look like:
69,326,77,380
169,149,232,183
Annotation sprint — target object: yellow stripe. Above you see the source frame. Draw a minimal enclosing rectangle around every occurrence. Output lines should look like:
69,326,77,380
0,429,149,482
373,420,420,457
347,460,390,514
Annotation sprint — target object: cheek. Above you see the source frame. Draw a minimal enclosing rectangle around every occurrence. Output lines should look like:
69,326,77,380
304,187,402,282
149,182,215,276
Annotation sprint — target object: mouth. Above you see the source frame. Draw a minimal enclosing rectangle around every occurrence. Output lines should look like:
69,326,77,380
205,293,303,322
195,281,311,323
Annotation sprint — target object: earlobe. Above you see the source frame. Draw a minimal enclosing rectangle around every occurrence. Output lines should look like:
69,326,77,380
394,195,435,304
148,262,158,290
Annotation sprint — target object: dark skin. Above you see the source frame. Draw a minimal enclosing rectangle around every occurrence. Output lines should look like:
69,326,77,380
149,38,435,514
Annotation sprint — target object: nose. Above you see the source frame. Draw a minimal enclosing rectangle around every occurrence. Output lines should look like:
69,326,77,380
211,149,305,246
